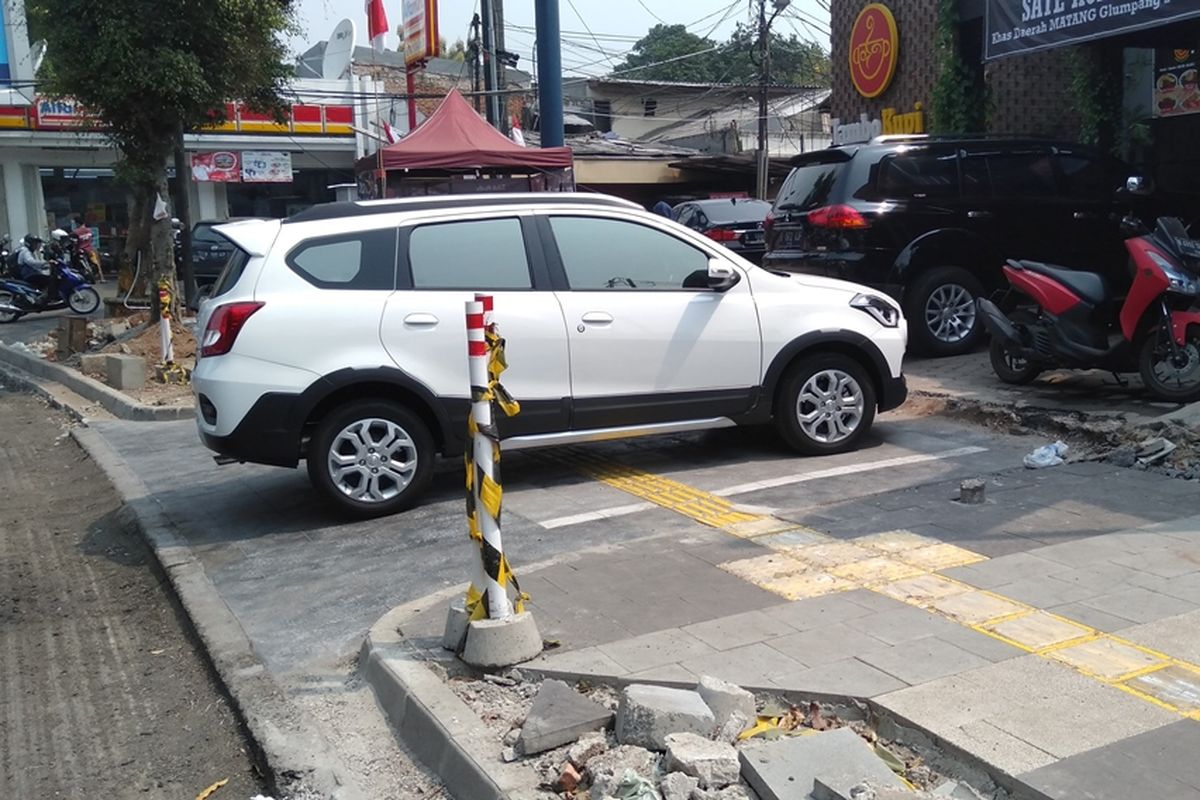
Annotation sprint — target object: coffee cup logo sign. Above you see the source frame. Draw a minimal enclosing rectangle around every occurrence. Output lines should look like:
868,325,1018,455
849,3,899,99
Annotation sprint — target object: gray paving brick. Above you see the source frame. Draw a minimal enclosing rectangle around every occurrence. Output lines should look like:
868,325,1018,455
1109,547,1200,578
844,605,965,646
1032,538,1133,567
1140,515,1200,543
1043,562,1144,594
953,720,1057,776
599,629,717,673
531,646,631,677
984,575,1098,608
760,593,881,632
1046,602,1137,633
678,642,807,688
1112,719,1200,789
857,636,992,685
925,624,1024,663
841,588,913,614
1020,729,1200,798
1078,586,1197,624
763,623,891,667
940,552,1065,590
625,663,698,683
682,609,797,652
771,657,908,698
1139,572,1200,605
1119,609,1200,664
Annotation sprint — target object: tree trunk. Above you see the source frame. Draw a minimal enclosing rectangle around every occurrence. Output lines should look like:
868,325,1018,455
172,133,195,309
147,171,175,323
118,188,150,295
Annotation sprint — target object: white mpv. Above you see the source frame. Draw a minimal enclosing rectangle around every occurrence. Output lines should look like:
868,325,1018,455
193,194,908,516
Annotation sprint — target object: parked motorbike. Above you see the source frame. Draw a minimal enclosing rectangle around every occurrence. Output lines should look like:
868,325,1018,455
0,258,101,322
0,235,12,278
979,209,1200,402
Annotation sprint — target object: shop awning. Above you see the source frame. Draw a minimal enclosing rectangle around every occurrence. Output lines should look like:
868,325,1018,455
357,89,573,171
985,0,1200,60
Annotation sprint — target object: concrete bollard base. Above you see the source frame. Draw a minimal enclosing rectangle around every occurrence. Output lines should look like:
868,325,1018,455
461,612,543,669
442,602,471,652
959,478,987,505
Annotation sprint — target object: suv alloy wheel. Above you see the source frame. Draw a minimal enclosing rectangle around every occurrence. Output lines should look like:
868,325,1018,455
905,266,985,356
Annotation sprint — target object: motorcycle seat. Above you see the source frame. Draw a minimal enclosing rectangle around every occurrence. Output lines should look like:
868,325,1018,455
1012,260,1111,306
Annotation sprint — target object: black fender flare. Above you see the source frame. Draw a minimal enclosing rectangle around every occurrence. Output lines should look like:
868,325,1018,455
891,228,1004,291
760,330,897,413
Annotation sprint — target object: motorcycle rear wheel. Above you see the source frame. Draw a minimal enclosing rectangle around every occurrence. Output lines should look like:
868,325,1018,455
0,290,22,323
1140,329,1200,402
990,339,1041,384
67,286,100,315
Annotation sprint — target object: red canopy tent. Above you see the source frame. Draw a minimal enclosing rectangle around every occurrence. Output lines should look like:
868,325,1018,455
356,90,573,197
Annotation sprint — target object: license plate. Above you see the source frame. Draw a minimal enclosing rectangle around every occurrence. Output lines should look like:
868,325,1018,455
779,230,803,249
742,232,764,245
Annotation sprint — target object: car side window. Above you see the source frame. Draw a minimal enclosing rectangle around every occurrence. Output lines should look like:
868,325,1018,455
876,151,959,199
676,206,694,227
960,153,991,197
549,216,710,291
984,151,1058,198
286,229,396,290
408,217,532,290
1059,153,1120,199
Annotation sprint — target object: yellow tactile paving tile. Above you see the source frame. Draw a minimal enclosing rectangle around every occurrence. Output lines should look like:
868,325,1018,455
787,541,881,568
875,573,973,605
927,590,1029,625
984,611,1094,651
895,543,989,571
854,529,942,553
830,555,926,584
1122,664,1200,713
718,553,854,600
723,517,807,538
1048,637,1167,680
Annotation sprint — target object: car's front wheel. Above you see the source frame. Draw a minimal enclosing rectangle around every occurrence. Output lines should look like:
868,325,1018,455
775,354,877,455
306,400,434,517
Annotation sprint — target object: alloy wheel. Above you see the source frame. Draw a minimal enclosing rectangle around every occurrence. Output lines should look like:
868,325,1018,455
924,283,977,344
0,291,17,323
1150,341,1200,391
326,417,418,503
796,369,865,444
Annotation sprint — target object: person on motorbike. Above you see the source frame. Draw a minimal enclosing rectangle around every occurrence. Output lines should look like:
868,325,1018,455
72,214,103,282
16,234,53,304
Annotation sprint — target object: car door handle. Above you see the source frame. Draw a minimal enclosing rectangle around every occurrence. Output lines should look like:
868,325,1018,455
1073,211,1101,220
967,210,993,219
581,312,613,324
403,313,439,326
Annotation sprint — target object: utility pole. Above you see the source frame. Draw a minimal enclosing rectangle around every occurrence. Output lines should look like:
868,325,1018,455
470,13,483,114
481,0,503,129
535,0,563,148
756,0,791,200
494,0,508,133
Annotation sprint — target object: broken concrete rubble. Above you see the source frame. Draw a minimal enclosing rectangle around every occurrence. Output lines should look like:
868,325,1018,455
715,711,750,744
568,730,609,768
696,675,756,729
660,771,700,800
691,786,751,800
663,732,739,789
586,744,659,799
517,678,614,755
616,684,716,750
740,728,908,800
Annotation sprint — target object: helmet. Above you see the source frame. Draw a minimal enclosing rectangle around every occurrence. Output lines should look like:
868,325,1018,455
23,234,42,248
50,228,69,242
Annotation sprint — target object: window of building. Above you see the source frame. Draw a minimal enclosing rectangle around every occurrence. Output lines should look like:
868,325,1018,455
287,229,396,289
593,99,613,133
408,218,532,289
643,99,658,117
549,216,709,290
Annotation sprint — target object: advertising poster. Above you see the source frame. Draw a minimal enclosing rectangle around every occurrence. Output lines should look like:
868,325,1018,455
241,151,294,183
986,0,1200,60
0,3,9,85
1154,48,1200,117
190,151,241,182
403,0,439,66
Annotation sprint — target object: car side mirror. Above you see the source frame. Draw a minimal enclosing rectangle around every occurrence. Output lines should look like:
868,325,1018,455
1123,175,1153,196
707,259,740,292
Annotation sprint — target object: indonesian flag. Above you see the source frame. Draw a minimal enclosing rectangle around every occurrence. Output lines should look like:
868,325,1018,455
381,120,398,144
510,115,525,147
366,0,389,52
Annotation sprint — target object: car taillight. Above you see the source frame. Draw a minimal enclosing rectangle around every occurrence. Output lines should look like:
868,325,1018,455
704,227,739,242
201,301,263,357
807,204,869,229
764,211,775,234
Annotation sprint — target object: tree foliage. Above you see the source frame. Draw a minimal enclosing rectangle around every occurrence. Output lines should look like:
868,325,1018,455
29,0,297,298
612,22,829,87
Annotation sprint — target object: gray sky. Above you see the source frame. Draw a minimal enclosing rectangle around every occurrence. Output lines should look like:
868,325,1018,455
292,0,830,76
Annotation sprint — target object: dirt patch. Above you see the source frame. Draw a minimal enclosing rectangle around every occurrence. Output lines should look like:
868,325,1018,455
0,387,263,798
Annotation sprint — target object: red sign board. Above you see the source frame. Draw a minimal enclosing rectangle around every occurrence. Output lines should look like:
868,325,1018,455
403,0,439,66
849,3,899,99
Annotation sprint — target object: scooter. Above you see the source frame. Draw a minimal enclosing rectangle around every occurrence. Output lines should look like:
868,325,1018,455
0,259,101,323
978,213,1200,402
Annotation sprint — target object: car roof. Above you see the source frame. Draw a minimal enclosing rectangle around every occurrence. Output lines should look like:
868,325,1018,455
684,198,771,208
284,192,640,224
793,136,1108,167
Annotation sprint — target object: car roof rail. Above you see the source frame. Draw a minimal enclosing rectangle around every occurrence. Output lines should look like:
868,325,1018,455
870,134,930,144
284,192,641,224
870,132,1062,145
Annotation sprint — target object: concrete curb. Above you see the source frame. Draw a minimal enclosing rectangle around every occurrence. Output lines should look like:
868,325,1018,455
70,424,366,800
0,342,193,421
361,604,545,800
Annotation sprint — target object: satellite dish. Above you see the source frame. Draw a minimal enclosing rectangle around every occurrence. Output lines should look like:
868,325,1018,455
30,40,46,75
322,19,357,79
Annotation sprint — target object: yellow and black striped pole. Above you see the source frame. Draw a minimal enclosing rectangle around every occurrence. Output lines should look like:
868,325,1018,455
463,294,526,621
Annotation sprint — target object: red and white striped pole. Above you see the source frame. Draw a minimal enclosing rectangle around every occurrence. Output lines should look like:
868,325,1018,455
466,295,513,620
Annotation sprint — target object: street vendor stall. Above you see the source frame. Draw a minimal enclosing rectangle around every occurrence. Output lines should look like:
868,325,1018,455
355,89,574,197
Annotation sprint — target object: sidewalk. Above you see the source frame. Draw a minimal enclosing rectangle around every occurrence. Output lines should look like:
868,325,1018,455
402,460,1200,799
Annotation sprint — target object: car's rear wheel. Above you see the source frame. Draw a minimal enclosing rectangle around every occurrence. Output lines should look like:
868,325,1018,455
306,400,434,517
775,353,876,455
905,266,985,356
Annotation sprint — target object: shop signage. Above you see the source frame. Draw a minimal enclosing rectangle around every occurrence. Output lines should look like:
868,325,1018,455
1154,47,1200,116
241,151,293,183
0,3,11,85
35,97,92,128
831,103,925,145
986,0,1200,61
849,3,899,98
403,0,439,66
191,152,241,182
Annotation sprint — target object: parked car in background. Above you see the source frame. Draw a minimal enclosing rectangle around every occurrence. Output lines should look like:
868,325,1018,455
674,198,772,263
193,193,907,517
191,219,255,286
763,135,1143,355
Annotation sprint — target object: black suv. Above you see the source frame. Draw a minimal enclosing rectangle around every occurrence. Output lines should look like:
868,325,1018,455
763,136,1139,355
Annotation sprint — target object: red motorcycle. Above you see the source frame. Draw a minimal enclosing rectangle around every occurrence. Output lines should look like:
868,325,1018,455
978,214,1200,402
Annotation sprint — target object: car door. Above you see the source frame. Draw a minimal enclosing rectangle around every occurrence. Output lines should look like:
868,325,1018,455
539,213,761,430
379,213,572,438
868,145,962,250
1056,148,1128,282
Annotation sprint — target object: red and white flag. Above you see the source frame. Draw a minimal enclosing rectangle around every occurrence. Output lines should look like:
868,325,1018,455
366,0,389,52
381,120,398,144
510,115,525,147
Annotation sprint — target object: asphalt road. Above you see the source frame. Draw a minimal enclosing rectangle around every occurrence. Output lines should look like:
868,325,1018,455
0,282,119,345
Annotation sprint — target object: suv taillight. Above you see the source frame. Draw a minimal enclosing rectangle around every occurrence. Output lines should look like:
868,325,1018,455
764,210,775,234
201,301,263,357
807,204,869,230
704,227,739,242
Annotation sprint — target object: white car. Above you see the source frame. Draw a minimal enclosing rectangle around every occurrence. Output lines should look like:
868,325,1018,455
193,193,908,516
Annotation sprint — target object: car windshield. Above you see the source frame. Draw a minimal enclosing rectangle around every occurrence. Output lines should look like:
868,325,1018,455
699,200,771,225
193,224,230,245
774,159,846,212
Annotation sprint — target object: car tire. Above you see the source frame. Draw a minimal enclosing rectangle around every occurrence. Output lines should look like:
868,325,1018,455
905,266,985,357
306,399,435,517
775,353,877,455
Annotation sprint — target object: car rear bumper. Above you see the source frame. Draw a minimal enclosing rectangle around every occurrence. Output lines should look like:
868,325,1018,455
197,391,302,467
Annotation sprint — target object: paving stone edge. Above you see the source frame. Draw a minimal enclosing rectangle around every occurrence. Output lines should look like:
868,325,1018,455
70,424,366,800
0,342,193,421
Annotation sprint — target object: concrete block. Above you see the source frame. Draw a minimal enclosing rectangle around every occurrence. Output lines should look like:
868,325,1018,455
958,478,986,504
820,782,927,799
691,786,751,800
585,744,657,798
57,316,88,358
660,771,699,800
740,728,907,800
615,684,716,750
567,731,608,768
696,675,756,729
78,352,106,373
663,732,739,788
105,353,145,390
515,679,613,756
442,602,470,651
716,711,750,744
460,611,542,669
